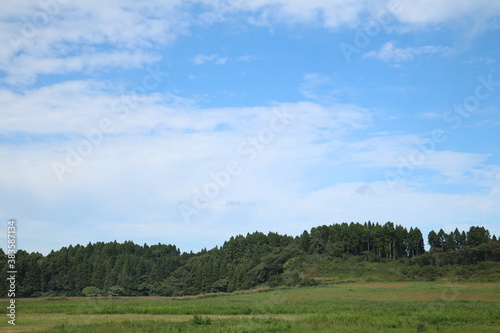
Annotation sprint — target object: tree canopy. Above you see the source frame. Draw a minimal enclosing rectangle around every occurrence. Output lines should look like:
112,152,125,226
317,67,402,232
1,223,497,297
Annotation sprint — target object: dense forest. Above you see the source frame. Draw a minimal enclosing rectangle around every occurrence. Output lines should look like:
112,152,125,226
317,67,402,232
1,222,498,297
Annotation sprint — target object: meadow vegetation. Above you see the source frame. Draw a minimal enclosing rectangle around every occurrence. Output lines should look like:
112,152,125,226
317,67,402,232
5,282,499,332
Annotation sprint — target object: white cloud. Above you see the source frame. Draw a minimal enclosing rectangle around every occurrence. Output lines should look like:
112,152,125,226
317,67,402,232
423,151,491,178
300,73,334,101
463,56,496,65
235,55,257,62
341,134,491,180
0,90,375,252
300,73,360,102
419,112,441,120
1,84,498,253
0,79,372,146
0,81,123,134
5,51,160,86
1,1,498,85
388,0,500,26
194,0,500,30
364,42,452,62
0,0,189,85
191,54,228,65
297,180,500,238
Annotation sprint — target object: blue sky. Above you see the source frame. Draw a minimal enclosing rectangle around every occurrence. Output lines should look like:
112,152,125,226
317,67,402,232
1,0,500,254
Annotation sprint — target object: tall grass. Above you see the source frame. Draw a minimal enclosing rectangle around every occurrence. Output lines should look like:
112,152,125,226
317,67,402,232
7,282,500,332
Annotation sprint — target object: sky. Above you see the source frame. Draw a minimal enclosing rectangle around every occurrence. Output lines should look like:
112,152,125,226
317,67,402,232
1,0,500,255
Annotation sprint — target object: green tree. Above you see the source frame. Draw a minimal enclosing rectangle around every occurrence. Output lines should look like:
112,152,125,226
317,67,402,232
408,227,424,257
298,230,311,253
467,226,490,247
437,229,447,252
453,228,466,249
428,230,440,250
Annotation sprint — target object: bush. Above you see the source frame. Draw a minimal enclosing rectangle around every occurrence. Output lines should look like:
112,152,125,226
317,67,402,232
417,266,441,281
192,314,212,325
109,286,124,296
299,277,319,287
282,271,300,286
267,274,283,288
82,287,101,297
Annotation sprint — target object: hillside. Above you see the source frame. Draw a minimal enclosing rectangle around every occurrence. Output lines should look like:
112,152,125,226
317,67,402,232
1,222,499,297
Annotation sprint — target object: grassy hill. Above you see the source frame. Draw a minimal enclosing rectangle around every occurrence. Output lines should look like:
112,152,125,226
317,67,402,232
297,255,500,284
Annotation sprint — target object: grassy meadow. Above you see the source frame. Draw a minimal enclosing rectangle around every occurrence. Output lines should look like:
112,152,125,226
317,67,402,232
2,282,499,332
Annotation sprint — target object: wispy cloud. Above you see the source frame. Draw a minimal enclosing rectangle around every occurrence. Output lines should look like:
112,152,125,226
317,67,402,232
463,56,496,65
388,0,500,26
0,96,375,251
300,73,335,101
342,133,491,179
0,1,189,86
191,54,228,65
364,42,452,62
298,180,500,238
194,0,500,30
1,1,497,86
235,55,257,62
3,52,160,86
300,73,360,103
418,112,442,120
190,54,257,65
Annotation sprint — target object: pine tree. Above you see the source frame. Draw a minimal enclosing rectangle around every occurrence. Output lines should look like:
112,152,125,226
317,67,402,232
428,230,439,250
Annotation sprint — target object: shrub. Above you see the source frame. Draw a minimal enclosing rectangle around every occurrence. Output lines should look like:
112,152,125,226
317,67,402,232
192,314,212,325
82,287,101,297
109,286,124,296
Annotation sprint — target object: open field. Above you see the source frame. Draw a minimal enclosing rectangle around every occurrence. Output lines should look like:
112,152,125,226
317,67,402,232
2,282,499,332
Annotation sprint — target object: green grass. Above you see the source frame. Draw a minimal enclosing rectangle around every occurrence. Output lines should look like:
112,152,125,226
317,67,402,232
302,257,500,283
3,282,499,332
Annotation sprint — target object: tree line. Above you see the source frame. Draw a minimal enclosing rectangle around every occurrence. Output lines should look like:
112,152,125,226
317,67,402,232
1,222,498,297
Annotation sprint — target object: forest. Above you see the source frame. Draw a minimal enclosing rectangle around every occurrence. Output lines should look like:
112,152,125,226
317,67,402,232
1,222,498,297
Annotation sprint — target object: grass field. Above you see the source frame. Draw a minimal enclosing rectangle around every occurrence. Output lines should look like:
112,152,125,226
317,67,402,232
2,282,499,332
